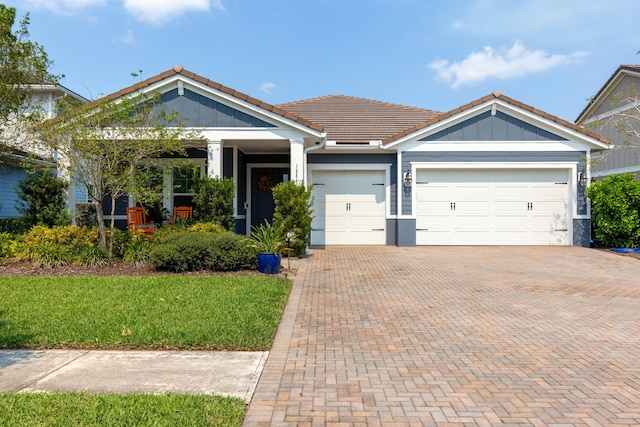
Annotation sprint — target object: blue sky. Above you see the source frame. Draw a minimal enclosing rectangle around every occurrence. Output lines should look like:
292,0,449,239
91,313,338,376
7,0,640,122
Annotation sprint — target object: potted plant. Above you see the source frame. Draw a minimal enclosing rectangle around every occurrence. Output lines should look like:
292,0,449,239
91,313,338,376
247,221,285,274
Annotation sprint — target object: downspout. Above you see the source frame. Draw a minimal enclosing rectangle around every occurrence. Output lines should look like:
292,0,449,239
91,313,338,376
303,138,326,185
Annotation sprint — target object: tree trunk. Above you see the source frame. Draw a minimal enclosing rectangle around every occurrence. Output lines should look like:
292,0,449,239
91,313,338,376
109,195,117,257
94,200,108,250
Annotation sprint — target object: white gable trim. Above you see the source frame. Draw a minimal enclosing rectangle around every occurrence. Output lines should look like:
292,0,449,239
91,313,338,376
577,68,640,124
382,99,609,151
132,75,325,140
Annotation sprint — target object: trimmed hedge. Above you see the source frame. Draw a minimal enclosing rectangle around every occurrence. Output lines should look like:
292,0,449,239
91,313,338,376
149,231,257,272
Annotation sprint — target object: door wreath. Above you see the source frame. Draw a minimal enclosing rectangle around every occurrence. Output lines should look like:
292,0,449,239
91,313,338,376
258,175,275,192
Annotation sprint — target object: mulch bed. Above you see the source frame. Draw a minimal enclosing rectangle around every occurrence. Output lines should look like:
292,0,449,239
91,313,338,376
0,259,265,277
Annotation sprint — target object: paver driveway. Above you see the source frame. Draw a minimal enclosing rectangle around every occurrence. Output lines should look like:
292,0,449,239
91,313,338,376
244,246,640,426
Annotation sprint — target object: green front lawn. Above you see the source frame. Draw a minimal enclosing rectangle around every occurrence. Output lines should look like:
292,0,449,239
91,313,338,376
0,392,245,427
0,275,291,350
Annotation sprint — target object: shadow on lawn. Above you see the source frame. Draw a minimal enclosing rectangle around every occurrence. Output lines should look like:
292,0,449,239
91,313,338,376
0,310,38,369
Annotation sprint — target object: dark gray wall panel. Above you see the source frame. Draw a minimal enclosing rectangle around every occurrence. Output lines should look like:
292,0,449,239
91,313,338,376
386,219,397,245
223,147,233,179
420,111,567,142
573,219,590,247
308,153,397,216
158,88,275,128
397,218,417,247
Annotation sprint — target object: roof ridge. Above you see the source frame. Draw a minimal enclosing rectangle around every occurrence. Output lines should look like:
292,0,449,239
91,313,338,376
279,93,439,114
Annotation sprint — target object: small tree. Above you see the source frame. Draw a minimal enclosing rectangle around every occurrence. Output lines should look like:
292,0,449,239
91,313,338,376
0,5,58,163
15,167,69,228
586,173,640,248
272,181,313,256
192,175,235,230
41,80,200,256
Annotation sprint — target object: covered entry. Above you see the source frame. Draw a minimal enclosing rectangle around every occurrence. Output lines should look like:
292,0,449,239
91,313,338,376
415,168,570,245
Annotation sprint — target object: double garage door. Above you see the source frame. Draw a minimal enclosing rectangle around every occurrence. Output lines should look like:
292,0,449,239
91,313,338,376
415,169,570,245
311,170,386,245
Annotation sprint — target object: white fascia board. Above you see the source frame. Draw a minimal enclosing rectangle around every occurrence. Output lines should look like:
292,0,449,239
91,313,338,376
384,99,609,151
140,75,325,140
577,69,640,123
494,101,610,150
196,128,307,141
402,140,596,152
591,164,640,177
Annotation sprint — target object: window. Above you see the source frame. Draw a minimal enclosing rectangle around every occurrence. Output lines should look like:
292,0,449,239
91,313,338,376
173,165,199,194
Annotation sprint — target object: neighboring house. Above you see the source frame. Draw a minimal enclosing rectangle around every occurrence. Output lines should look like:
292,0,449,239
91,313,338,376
0,84,88,219
576,65,640,179
79,65,610,246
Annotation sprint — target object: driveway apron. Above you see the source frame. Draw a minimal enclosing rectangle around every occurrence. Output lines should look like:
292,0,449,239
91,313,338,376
244,246,640,426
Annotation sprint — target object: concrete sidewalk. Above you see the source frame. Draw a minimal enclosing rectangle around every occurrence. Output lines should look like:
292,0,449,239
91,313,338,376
0,349,267,401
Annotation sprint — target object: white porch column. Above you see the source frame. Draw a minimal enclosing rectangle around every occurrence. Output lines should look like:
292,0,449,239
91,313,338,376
290,138,304,184
207,139,222,178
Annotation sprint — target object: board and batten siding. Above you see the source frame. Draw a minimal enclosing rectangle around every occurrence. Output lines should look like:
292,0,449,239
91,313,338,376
158,88,276,128
420,111,568,142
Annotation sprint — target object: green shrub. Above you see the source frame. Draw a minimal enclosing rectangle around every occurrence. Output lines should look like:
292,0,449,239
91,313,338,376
149,231,257,272
75,202,98,227
75,246,110,267
272,181,313,256
149,231,214,272
192,176,235,229
0,217,28,234
188,221,226,234
21,243,73,268
209,232,258,271
0,233,18,260
587,173,640,247
123,240,152,266
16,169,70,228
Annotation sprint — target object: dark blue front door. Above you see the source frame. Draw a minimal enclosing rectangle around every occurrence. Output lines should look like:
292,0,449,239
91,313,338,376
251,167,288,228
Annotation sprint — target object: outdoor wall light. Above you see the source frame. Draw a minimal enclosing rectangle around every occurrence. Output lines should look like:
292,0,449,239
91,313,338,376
578,171,588,187
403,169,412,187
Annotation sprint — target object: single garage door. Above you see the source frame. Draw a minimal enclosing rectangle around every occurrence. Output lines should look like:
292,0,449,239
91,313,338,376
416,169,570,245
311,170,386,245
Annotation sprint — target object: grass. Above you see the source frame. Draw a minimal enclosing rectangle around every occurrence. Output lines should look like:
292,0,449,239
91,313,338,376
0,275,291,350
0,392,245,426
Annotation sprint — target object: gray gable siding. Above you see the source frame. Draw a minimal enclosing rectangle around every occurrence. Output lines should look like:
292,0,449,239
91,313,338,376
159,88,275,128
421,111,567,142
401,151,586,216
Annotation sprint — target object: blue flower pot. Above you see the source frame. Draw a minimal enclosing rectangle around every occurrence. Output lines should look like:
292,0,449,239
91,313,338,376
257,253,281,274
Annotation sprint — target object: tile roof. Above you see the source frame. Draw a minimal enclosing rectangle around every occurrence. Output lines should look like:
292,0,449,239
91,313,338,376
52,65,324,132
575,64,640,123
383,91,610,145
278,94,440,143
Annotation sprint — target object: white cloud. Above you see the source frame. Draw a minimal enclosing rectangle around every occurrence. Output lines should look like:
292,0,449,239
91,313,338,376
123,0,220,25
429,42,588,89
114,29,136,44
452,20,464,30
23,0,105,14
259,82,275,94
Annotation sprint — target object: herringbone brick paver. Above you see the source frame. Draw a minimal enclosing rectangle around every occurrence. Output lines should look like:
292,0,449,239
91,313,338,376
244,247,640,426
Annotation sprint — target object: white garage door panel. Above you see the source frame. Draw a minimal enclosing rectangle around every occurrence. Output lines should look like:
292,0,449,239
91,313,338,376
311,170,386,245
416,169,570,246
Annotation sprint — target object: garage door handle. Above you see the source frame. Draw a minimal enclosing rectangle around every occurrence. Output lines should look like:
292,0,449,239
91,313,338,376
416,228,429,231
312,228,325,231
555,228,568,232
372,228,384,231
